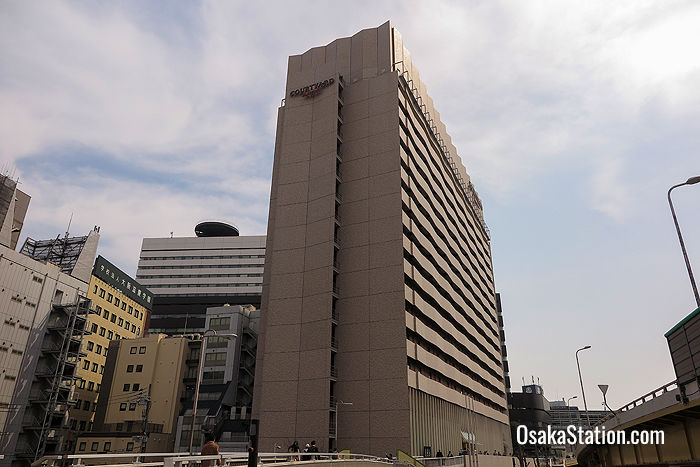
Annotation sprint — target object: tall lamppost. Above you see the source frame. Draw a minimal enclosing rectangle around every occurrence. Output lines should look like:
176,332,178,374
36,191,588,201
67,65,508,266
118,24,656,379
335,400,353,450
575,346,591,427
566,396,578,426
189,329,237,454
668,176,700,307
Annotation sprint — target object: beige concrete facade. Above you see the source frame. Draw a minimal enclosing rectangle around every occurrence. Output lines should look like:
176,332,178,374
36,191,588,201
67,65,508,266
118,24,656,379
92,334,189,453
253,22,509,457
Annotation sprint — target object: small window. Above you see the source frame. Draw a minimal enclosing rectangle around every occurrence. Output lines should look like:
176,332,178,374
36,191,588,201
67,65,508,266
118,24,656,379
125,321,130,330
104,442,111,451
130,346,137,354
87,381,94,391
135,364,143,373
87,341,94,351
75,399,82,409
96,344,102,354
78,379,86,389
102,309,108,319
83,360,90,370
99,288,105,298
95,305,102,313
118,318,124,326
91,323,98,333
83,401,91,411
96,383,101,392
129,403,136,411
139,346,146,354
79,420,86,431
79,442,86,451
110,315,116,323
114,298,120,307
100,365,104,375
107,331,113,339
132,383,140,391
119,403,127,411
121,302,127,311
116,423,123,431
126,442,134,451
99,327,106,337
107,293,113,303
128,305,133,315
91,363,98,372
123,383,130,391
115,333,121,340
127,364,134,373
91,442,98,452
93,285,98,294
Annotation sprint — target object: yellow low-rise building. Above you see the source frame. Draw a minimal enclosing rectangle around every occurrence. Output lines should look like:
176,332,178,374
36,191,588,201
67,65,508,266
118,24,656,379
68,256,152,440
76,334,192,454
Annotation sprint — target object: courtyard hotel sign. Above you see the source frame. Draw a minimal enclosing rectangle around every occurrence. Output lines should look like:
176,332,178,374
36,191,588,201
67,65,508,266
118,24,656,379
290,77,335,98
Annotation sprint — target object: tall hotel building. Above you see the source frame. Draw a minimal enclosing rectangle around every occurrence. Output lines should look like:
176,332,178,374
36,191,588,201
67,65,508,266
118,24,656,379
253,22,510,456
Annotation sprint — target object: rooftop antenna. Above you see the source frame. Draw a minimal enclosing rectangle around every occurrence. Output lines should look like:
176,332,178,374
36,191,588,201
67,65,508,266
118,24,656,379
65,212,73,239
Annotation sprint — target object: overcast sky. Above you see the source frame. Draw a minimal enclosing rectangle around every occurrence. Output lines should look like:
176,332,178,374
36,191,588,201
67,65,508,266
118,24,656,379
2,0,699,410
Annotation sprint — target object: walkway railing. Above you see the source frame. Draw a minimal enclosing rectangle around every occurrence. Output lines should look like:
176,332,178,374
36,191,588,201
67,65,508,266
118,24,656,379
33,451,395,467
593,380,678,427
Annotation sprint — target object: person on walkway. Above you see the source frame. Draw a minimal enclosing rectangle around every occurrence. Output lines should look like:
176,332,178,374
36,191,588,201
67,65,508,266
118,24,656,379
288,441,300,461
200,432,222,467
302,443,311,461
308,440,319,460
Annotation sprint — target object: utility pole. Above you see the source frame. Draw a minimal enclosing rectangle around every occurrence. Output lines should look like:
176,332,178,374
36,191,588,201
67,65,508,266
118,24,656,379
136,387,152,456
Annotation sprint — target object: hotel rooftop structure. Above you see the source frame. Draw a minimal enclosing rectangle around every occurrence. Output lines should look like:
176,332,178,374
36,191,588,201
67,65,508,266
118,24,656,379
252,21,510,457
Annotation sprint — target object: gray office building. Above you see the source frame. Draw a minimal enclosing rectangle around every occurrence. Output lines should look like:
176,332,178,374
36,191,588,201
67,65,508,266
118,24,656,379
136,222,265,334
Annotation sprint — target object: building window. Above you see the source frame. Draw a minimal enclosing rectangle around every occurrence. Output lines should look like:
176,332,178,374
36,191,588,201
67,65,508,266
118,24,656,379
135,364,143,372
96,344,102,354
87,381,94,391
93,285,98,294
131,324,136,333
83,401,90,411
125,321,130,330
121,302,127,310
79,420,86,431
107,293,113,303
91,363,98,372
75,399,82,409
116,333,121,340
114,298,120,307
79,442,86,451
119,403,127,411
107,331,113,339
95,305,102,314
123,383,131,392
104,442,111,451
91,442,98,452
130,346,137,354
139,346,146,354
100,365,104,374
137,327,141,335
128,305,133,315
132,383,140,391
127,364,134,372
96,383,101,392
118,318,124,326
103,310,109,319
99,288,105,298
129,403,136,411
87,341,94,351
78,379,86,389
116,423,123,431
91,323,98,333
82,360,90,370
99,327,106,337
126,442,134,452
110,314,116,323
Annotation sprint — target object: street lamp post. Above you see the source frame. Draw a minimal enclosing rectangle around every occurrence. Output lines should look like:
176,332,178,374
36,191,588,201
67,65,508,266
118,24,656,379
188,329,237,454
566,396,578,426
335,400,353,450
575,346,592,427
668,176,700,308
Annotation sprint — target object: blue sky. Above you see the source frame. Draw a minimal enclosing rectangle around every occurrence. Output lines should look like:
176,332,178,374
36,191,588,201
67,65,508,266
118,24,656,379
2,0,699,410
